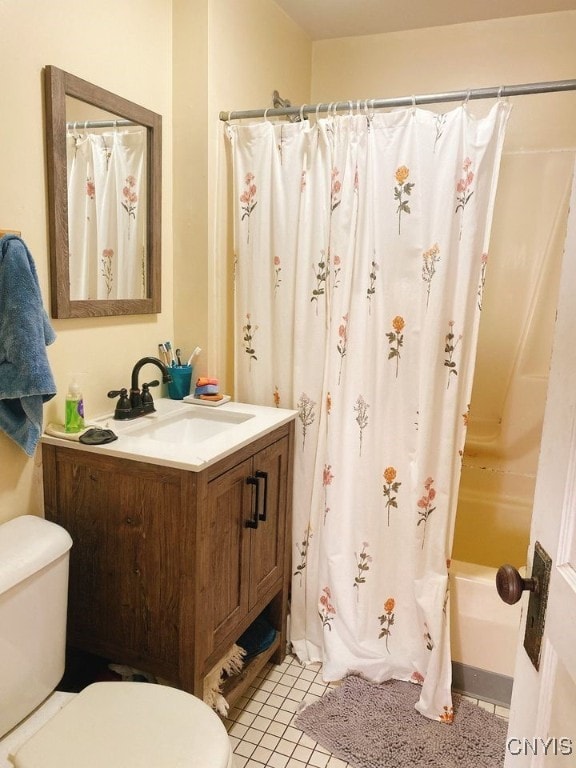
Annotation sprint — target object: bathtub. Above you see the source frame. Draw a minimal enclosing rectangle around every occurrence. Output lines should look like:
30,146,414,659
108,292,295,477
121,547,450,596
449,559,524,705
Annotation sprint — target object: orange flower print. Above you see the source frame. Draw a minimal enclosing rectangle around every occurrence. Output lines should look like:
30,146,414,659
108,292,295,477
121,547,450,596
440,705,454,724
323,464,334,523
319,586,336,629
386,316,405,378
382,466,401,526
394,165,414,234
411,670,425,685
326,392,332,415
273,386,280,408
273,255,282,291
378,597,396,653
86,178,95,200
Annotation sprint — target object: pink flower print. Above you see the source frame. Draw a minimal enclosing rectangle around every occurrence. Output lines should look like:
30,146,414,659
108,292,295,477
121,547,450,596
323,464,334,523
411,670,425,685
337,313,349,384
323,464,334,487
319,586,336,629
331,168,342,213
240,172,257,243
121,175,138,239
86,178,95,200
331,253,342,290
417,476,436,549
455,157,474,239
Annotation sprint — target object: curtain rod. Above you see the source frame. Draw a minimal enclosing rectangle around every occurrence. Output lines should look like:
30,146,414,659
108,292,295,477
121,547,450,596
219,79,576,122
66,119,137,130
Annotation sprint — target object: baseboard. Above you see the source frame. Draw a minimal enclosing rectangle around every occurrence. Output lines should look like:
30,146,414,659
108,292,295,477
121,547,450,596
451,661,513,707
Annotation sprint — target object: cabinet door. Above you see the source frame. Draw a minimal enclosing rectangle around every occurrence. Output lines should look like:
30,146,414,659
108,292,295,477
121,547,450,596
248,436,289,608
45,450,183,668
202,457,253,653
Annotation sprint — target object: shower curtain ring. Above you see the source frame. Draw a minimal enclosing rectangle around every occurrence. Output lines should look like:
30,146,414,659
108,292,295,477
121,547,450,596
463,90,471,106
348,100,353,116
263,108,270,122
300,104,306,122
315,102,322,121
497,86,504,100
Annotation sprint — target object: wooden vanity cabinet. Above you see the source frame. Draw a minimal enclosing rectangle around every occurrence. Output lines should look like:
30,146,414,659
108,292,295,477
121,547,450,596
42,420,294,705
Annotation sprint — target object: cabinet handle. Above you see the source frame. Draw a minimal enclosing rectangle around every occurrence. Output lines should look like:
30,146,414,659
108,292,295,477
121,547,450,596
245,476,259,528
255,470,268,521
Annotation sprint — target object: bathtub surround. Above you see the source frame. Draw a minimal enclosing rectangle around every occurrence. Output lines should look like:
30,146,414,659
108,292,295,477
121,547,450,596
294,675,508,768
230,102,510,721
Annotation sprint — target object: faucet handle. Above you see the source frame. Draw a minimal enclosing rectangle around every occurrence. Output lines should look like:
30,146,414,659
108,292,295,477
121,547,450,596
107,388,132,420
141,381,158,414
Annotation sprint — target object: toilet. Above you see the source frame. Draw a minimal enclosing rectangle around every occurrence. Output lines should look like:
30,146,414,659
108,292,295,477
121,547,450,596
0,515,233,767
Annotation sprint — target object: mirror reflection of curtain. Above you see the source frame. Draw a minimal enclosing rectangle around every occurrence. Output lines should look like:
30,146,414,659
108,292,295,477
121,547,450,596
66,128,147,300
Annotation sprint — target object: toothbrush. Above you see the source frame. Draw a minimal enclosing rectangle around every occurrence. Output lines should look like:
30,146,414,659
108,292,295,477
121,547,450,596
186,346,201,366
165,341,175,366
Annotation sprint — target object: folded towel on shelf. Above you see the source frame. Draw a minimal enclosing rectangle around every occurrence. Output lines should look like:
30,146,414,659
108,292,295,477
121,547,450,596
196,376,219,387
194,383,220,396
0,235,57,456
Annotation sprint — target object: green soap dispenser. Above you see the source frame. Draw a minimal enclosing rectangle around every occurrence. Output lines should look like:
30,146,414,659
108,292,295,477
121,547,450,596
65,380,85,433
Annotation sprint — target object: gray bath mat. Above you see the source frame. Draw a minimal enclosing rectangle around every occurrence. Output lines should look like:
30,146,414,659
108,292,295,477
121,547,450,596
295,675,508,768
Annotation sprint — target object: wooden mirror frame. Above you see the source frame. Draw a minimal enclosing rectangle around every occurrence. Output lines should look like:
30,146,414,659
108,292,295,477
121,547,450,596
44,65,162,318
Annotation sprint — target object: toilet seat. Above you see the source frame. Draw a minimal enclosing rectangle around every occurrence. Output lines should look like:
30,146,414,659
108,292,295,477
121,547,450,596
10,682,233,768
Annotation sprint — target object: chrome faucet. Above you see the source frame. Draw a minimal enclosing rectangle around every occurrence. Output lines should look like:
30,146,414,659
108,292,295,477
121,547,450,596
108,356,173,420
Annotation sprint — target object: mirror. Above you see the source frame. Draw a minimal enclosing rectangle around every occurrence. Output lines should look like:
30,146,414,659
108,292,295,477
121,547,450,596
44,65,162,318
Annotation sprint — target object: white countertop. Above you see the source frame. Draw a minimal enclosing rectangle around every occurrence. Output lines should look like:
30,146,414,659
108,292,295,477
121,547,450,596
41,398,296,472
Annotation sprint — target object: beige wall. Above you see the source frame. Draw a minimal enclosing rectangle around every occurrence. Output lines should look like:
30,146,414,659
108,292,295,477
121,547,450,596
311,11,576,566
205,0,311,389
0,0,311,524
0,0,174,523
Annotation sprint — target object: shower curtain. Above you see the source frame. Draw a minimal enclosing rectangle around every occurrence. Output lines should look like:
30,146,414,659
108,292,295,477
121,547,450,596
228,101,510,720
66,128,147,300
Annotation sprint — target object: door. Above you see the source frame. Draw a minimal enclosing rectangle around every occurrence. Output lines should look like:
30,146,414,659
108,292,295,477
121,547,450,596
504,165,576,766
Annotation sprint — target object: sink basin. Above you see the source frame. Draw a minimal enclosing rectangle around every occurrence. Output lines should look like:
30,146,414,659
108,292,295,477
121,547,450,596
44,398,296,472
126,408,254,444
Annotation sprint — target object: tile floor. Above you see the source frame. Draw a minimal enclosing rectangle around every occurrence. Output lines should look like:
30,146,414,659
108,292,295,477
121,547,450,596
224,653,510,768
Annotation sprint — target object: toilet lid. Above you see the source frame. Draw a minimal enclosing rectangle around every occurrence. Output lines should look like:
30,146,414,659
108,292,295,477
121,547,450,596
11,682,233,768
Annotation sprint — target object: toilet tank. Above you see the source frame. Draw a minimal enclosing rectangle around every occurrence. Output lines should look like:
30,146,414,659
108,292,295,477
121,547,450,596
0,515,73,739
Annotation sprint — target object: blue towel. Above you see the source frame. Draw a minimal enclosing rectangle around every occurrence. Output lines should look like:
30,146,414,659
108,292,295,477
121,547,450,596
0,235,57,456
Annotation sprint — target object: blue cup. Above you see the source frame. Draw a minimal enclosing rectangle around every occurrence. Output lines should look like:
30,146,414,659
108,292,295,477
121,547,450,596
167,365,193,400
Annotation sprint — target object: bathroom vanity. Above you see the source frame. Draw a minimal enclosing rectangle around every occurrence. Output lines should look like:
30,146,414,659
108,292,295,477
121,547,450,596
42,399,295,707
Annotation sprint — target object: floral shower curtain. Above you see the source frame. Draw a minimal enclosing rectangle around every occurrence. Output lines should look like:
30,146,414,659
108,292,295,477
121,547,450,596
228,101,510,721
66,127,147,300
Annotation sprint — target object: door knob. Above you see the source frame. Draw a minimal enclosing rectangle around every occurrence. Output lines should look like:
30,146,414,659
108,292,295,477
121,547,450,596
496,564,538,605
